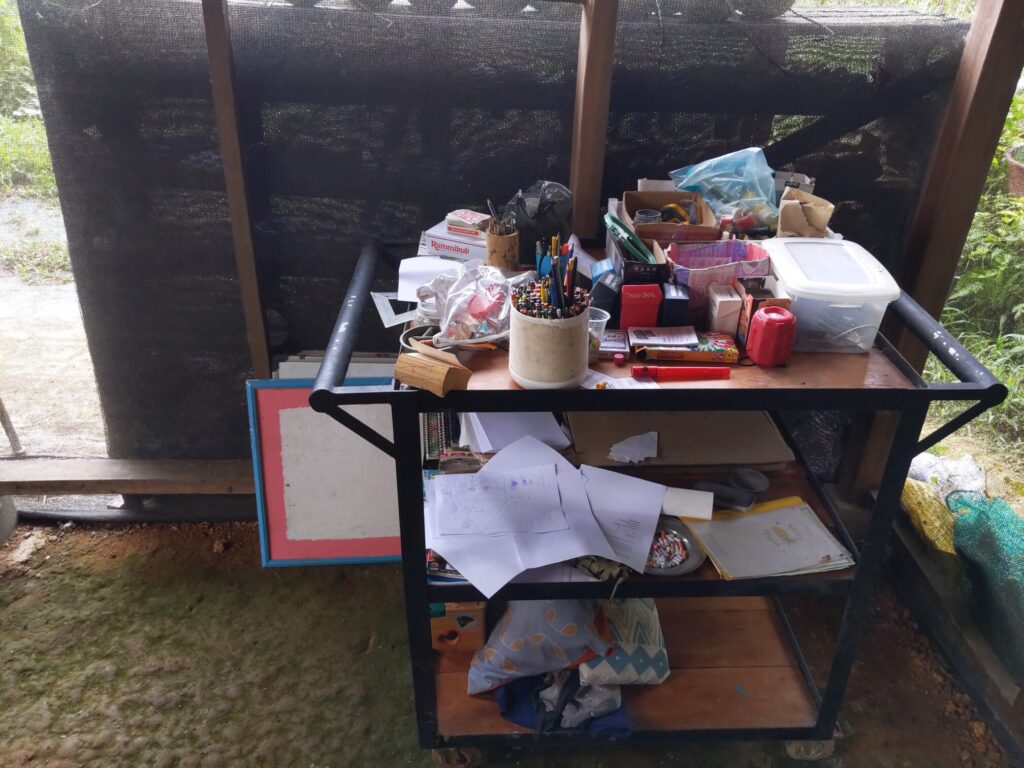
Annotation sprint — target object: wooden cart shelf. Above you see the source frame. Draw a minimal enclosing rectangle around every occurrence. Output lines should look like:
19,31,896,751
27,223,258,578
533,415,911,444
436,598,818,741
427,463,857,603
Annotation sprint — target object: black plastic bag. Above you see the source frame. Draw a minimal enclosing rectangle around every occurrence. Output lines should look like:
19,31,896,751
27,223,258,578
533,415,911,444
505,181,574,265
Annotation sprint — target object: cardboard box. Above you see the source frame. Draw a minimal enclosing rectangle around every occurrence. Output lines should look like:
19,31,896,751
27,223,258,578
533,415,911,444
620,284,663,330
431,601,486,653
708,284,742,335
622,190,720,244
418,221,487,261
736,276,792,346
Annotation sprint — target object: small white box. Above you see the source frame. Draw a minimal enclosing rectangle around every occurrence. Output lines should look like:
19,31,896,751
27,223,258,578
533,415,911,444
418,221,487,261
707,284,742,335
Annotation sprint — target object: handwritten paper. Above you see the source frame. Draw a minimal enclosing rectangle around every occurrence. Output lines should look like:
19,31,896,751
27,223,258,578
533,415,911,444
432,464,567,536
580,465,666,572
424,437,616,597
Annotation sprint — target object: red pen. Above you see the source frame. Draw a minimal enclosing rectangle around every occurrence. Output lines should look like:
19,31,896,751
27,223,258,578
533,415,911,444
632,365,731,382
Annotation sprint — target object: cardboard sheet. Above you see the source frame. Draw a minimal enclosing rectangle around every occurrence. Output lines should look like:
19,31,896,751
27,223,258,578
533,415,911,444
567,411,795,468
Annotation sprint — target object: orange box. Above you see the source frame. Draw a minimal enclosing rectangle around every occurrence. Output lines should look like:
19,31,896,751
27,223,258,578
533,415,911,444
431,602,486,653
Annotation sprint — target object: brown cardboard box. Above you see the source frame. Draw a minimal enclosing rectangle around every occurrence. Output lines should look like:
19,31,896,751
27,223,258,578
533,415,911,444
736,276,791,347
622,190,720,244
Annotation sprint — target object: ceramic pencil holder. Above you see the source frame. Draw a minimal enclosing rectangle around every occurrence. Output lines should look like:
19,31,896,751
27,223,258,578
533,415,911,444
509,305,590,390
486,231,520,270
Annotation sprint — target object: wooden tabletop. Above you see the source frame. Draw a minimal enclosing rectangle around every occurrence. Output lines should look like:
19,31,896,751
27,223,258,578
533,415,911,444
459,347,916,392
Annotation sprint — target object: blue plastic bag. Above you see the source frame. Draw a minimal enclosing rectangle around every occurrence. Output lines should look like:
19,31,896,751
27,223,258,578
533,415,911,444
670,148,779,234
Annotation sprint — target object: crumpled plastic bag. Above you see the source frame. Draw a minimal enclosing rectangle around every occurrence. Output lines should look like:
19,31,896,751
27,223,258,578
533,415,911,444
670,147,779,234
505,180,574,265
417,259,535,348
908,452,987,502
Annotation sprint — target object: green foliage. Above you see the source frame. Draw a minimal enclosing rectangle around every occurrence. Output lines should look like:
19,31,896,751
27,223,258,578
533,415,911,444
0,239,71,284
0,0,36,118
0,0,52,196
927,87,1024,449
0,114,56,195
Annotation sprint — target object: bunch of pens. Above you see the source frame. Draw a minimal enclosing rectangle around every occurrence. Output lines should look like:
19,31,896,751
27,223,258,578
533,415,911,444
512,276,588,320
486,199,516,236
535,234,577,278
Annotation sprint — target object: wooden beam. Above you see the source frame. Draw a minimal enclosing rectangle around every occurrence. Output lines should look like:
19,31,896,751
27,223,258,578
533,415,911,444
841,0,1024,495
895,0,1024,368
569,0,619,238
0,459,254,496
202,0,271,378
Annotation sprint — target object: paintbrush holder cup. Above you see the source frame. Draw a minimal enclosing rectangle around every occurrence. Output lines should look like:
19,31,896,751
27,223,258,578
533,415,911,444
509,306,590,389
486,231,520,271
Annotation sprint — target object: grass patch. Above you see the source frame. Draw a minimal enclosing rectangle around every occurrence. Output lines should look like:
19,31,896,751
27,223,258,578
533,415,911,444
927,87,1024,453
0,239,71,284
0,115,56,196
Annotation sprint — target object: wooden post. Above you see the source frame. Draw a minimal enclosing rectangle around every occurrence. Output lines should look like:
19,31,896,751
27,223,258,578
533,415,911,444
569,0,619,238
202,0,271,378
840,0,1024,494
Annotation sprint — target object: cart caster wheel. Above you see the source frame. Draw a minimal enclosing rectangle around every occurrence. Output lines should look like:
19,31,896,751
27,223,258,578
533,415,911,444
432,747,483,768
785,739,836,761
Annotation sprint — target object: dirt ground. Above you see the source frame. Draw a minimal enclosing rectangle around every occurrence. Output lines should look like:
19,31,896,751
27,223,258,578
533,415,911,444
0,522,1010,768
0,196,106,459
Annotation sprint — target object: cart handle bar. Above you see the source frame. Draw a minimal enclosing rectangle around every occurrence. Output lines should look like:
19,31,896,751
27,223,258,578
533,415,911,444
310,241,379,413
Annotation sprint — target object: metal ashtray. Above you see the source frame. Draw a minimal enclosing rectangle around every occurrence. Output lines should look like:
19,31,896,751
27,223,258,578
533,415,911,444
644,517,706,577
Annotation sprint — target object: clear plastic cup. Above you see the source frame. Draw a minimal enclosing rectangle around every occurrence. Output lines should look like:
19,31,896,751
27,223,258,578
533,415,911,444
587,307,611,364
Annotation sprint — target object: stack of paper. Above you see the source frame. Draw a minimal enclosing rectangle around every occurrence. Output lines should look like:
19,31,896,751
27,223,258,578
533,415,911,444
425,437,676,597
458,412,571,454
685,497,854,580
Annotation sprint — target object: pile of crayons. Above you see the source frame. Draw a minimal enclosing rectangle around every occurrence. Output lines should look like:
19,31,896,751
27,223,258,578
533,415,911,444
512,279,589,319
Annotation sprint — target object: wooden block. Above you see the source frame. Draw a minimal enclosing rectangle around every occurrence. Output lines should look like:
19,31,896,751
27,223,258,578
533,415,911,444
394,352,471,397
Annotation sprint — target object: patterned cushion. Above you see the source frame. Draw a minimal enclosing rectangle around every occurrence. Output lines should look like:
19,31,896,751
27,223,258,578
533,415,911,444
467,600,612,695
579,599,669,685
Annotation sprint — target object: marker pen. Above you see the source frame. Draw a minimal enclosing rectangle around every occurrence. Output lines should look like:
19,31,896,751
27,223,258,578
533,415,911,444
631,365,731,382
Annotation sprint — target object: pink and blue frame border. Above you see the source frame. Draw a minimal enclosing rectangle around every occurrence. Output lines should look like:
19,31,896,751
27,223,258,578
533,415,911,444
246,378,401,568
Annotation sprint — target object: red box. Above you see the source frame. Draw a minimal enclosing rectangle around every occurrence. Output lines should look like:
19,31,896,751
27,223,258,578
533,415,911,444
620,284,663,330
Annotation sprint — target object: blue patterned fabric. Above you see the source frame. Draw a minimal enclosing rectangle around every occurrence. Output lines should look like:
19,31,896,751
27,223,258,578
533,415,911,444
579,599,669,685
468,600,612,695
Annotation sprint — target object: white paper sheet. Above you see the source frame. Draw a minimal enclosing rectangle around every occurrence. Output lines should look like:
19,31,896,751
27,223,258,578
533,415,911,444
580,370,659,390
465,412,571,453
397,256,461,302
608,431,658,464
686,501,854,580
424,437,616,597
432,464,567,536
580,465,666,572
662,486,714,521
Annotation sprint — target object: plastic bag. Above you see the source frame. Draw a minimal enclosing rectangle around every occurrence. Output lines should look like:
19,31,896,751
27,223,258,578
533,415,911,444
417,260,535,348
505,181,574,265
669,148,779,234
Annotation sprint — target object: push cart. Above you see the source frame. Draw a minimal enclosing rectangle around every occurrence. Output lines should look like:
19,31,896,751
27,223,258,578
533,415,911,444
309,242,1006,764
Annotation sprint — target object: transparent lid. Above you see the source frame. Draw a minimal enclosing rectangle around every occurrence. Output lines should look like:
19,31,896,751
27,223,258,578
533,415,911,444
764,238,901,302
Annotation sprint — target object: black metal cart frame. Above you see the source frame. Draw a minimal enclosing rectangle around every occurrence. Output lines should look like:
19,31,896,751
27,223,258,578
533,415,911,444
309,242,1007,749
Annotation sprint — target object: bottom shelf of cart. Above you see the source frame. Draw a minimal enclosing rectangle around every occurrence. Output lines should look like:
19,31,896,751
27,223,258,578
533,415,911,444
434,596,821,744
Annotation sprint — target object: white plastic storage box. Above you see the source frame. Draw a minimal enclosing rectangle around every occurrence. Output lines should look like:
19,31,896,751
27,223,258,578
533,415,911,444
762,238,901,353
